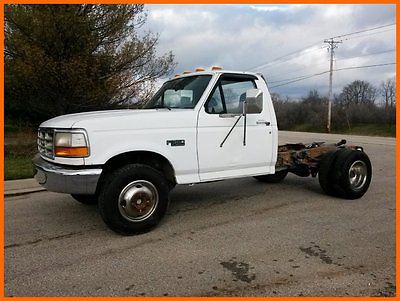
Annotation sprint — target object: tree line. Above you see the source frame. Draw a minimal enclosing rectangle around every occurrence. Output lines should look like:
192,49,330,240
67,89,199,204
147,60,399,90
271,78,396,133
4,5,396,136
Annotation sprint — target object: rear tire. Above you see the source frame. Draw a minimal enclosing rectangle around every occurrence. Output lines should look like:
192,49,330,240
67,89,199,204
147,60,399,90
98,164,170,235
331,149,372,199
71,194,98,205
318,150,346,196
254,170,288,183
318,149,372,199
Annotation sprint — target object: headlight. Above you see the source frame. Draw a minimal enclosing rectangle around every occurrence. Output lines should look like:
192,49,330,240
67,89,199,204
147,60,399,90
54,131,89,157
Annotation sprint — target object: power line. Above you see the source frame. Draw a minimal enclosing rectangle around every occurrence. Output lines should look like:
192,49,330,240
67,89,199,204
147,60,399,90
260,47,325,70
342,28,395,41
269,68,327,84
267,64,325,82
268,48,395,82
330,23,395,39
269,70,330,88
247,23,395,73
336,49,395,61
334,62,396,72
269,62,396,89
247,42,323,71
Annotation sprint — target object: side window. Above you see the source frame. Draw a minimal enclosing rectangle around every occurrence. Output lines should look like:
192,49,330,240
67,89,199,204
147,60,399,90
205,86,225,114
221,79,256,114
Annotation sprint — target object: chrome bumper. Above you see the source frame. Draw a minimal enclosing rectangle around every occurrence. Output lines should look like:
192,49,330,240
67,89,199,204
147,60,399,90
33,154,102,195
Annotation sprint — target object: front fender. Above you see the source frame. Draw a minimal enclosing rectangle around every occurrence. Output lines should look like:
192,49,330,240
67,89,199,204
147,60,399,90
84,128,199,184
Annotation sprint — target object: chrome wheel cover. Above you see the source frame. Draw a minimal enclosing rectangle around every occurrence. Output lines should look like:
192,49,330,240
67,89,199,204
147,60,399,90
348,160,367,191
118,180,159,222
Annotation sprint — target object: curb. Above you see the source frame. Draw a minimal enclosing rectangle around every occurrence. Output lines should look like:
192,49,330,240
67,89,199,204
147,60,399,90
5,188,46,197
4,178,46,197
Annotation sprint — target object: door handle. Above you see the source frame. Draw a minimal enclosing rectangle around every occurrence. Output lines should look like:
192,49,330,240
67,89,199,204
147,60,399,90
256,120,271,126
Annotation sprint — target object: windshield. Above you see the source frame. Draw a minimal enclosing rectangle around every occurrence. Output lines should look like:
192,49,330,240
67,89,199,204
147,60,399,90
144,75,212,109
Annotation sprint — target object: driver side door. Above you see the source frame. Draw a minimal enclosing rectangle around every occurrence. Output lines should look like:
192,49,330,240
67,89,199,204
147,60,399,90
197,74,274,181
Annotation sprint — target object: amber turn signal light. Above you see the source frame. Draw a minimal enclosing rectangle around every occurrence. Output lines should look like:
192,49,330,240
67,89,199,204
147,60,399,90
55,147,89,157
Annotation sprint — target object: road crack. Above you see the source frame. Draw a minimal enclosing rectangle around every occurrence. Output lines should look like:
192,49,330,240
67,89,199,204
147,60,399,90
5,228,97,249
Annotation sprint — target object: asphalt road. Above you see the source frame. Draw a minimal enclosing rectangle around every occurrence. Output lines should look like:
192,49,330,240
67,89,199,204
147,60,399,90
5,131,396,297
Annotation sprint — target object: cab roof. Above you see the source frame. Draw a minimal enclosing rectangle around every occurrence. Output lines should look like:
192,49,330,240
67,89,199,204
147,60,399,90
171,69,261,80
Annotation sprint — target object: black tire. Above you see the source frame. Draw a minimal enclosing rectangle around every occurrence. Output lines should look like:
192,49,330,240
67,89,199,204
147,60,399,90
254,170,288,183
71,194,98,205
98,164,170,235
330,149,372,199
318,149,348,196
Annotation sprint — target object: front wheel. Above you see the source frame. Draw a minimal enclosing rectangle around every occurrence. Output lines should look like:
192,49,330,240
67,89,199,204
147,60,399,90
98,164,170,235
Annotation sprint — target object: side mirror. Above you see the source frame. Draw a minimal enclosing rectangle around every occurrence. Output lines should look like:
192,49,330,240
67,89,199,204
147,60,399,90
245,89,263,114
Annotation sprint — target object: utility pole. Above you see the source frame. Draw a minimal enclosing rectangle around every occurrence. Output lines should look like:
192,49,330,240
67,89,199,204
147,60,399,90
324,38,342,133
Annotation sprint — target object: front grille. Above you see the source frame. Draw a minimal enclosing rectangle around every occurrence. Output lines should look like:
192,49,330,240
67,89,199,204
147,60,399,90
37,128,54,158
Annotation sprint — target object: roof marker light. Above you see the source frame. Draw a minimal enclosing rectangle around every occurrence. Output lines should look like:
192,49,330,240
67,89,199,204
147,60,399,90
211,66,222,71
195,68,205,72
183,71,191,74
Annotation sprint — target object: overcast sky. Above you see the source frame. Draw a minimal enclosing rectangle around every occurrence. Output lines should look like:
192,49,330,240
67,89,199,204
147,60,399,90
143,4,396,99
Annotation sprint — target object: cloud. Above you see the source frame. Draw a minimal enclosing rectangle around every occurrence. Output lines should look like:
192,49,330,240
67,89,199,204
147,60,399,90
249,5,286,12
143,4,396,98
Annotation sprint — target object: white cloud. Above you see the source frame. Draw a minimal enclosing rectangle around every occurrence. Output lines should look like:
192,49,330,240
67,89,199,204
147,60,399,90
249,4,309,12
249,5,286,12
144,4,396,98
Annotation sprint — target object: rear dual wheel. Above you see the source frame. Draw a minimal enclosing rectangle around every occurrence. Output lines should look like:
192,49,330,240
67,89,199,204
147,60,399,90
318,149,372,199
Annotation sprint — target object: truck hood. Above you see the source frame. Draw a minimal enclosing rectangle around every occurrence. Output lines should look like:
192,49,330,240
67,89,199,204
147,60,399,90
40,109,198,130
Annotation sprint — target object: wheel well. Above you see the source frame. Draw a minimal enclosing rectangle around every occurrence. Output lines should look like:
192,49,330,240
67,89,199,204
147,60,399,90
97,151,176,193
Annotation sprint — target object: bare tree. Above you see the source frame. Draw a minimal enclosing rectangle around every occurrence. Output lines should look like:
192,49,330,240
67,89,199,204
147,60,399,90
336,80,377,129
380,78,396,108
379,78,396,126
338,80,377,106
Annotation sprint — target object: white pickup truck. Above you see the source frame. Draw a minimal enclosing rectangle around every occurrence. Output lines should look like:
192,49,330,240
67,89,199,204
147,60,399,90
34,68,372,235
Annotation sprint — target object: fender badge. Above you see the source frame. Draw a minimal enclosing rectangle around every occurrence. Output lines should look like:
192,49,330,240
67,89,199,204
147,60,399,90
166,140,185,147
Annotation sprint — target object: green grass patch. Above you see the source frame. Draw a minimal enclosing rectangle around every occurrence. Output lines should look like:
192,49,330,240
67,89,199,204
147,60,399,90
5,156,34,180
333,124,396,137
5,141,37,180
5,123,23,134
287,123,395,137
292,124,324,133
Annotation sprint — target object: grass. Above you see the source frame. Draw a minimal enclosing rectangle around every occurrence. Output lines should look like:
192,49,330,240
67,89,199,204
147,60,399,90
5,157,34,180
335,124,396,137
5,126,37,180
291,123,395,137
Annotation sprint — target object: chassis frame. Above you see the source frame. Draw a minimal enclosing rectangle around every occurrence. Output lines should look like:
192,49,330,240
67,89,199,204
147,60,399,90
276,139,363,177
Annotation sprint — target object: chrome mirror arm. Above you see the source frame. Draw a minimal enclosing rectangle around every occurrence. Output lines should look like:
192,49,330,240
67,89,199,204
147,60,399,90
219,114,243,148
